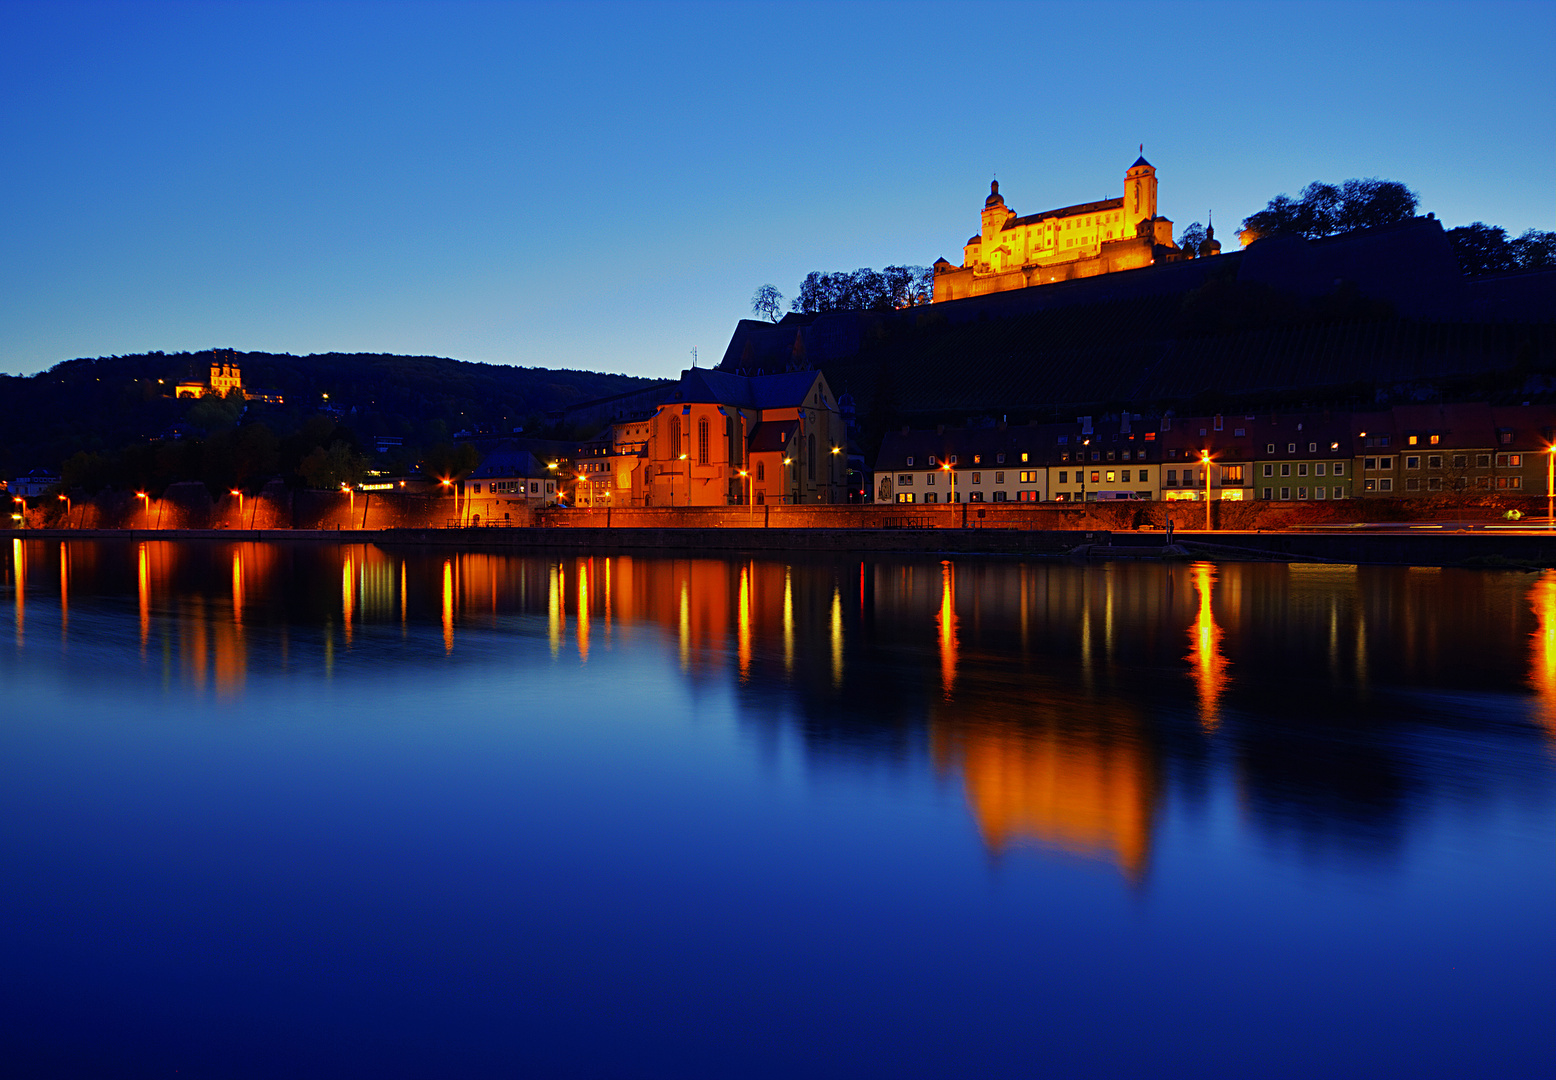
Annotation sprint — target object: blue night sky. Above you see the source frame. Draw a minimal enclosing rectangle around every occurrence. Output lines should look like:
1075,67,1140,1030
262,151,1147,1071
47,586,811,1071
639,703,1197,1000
2,0,1551,380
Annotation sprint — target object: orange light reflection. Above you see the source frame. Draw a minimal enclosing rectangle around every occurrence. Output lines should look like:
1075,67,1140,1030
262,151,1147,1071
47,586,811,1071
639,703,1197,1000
1187,561,1230,731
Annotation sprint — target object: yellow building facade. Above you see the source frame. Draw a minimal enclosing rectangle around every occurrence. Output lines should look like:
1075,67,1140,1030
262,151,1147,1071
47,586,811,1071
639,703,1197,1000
933,156,1178,302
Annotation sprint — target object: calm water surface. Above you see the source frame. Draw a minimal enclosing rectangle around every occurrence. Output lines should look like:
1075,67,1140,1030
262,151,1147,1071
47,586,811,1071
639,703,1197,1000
2,539,1553,1078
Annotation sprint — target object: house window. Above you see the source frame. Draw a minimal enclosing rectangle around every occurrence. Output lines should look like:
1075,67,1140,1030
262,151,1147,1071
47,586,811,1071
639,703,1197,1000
530,482,540,493
1406,456,1419,469
971,472,981,484
949,455,958,464
1262,463,1273,477
1021,453,1029,462
1105,471,1116,483
896,493,915,503
1452,455,1467,468
1222,465,1243,483
993,491,1007,502
1316,463,1326,476
1333,463,1345,476
906,456,914,466
925,472,935,485
1500,432,1514,445
928,455,936,466
1477,454,1491,468
697,418,710,464
1364,458,1376,470
995,471,1005,484
1406,478,1420,491
1496,453,1522,468
1365,479,1376,491
1235,427,1246,436
1090,471,1100,483
1427,477,1441,491
1498,476,1524,489
1379,478,1392,491
996,454,1005,464
757,462,765,482
1121,470,1131,482
1288,442,1296,452
1297,487,1308,500
1280,463,1291,476
1266,443,1276,454
1138,469,1149,483
897,474,911,485
1430,435,1440,445
1166,469,1177,486
1408,435,1418,446
1380,457,1392,470
970,491,984,502
1427,455,1442,469
1298,463,1308,477
1017,490,1039,502
1280,487,1290,500
973,455,981,464
1315,487,1327,500
1309,442,1317,453
1262,488,1273,500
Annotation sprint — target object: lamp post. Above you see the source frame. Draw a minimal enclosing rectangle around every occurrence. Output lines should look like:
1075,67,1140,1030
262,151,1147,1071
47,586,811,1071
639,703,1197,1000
1547,445,1554,530
58,493,70,528
12,496,24,530
738,469,753,525
340,484,354,528
230,489,243,529
439,478,455,527
831,445,842,504
675,454,687,508
941,462,956,510
1201,451,1213,530
136,491,149,529
782,456,792,505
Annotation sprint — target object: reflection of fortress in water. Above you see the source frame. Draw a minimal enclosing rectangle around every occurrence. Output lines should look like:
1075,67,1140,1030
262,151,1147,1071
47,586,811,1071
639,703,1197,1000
7,541,1555,880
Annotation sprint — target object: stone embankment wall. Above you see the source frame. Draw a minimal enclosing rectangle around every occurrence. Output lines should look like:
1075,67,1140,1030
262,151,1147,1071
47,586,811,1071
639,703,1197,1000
12,489,1551,533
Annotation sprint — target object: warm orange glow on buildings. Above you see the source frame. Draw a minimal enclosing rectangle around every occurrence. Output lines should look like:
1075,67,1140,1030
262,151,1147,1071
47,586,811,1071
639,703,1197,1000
933,157,1182,301
1187,561,1230,731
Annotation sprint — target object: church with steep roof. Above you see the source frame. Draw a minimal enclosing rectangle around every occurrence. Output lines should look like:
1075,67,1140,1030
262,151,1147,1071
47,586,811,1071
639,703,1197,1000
932,156,1192,301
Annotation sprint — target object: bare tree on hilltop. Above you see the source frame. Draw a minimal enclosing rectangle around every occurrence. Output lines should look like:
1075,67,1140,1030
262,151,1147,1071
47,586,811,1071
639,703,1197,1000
750,284,786,322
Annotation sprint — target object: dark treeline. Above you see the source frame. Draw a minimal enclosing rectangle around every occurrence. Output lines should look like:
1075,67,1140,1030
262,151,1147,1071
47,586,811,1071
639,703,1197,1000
751,266,935,320
0,350,649,495
1238,178,1555,278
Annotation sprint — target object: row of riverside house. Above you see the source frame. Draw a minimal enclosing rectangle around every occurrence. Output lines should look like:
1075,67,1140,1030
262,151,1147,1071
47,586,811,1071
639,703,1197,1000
873,403,1556,504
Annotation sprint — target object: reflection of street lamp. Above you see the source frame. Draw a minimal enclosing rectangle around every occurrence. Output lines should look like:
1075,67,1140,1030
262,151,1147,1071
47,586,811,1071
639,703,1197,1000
1201,451,1213,530
136,491,149,528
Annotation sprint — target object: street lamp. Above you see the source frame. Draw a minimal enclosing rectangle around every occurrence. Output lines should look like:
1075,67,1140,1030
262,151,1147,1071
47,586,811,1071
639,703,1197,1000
230,489,243,529
1201,451,1213,530
831,445,842,503
12,496,24,530
676,453,688,507
1547,445,1553,530
941,462,956,509
340,483,354,528
58,493,70,528
135,491,150,529
782,456,792,505
738,469,753,525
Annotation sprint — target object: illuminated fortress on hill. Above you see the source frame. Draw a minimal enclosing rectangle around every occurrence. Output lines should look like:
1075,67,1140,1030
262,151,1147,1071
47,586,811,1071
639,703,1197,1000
932,155,1199,302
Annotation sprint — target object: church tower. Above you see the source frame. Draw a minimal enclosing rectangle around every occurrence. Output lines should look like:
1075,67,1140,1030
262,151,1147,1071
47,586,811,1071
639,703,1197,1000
1123,155,1157,233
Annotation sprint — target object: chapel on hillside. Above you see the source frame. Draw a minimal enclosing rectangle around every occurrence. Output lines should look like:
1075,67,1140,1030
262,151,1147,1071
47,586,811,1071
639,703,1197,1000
932,156,1190,301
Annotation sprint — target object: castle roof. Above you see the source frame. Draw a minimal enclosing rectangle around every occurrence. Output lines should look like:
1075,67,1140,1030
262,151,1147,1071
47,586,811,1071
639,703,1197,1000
670,367,823,411
1006,196,1124,229
1131,155,1152,169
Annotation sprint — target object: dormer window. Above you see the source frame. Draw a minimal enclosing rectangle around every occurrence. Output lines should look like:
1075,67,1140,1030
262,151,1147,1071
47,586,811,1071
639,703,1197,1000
928,455,937,466
906,456,914,466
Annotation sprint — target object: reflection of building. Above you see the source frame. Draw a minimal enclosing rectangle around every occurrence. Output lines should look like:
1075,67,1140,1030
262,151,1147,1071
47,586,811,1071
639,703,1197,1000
932,158,1180,302
933,718,1158,880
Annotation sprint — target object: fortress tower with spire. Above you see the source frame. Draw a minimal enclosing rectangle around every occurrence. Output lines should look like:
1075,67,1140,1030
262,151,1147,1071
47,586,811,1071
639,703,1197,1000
932,154,1196,302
